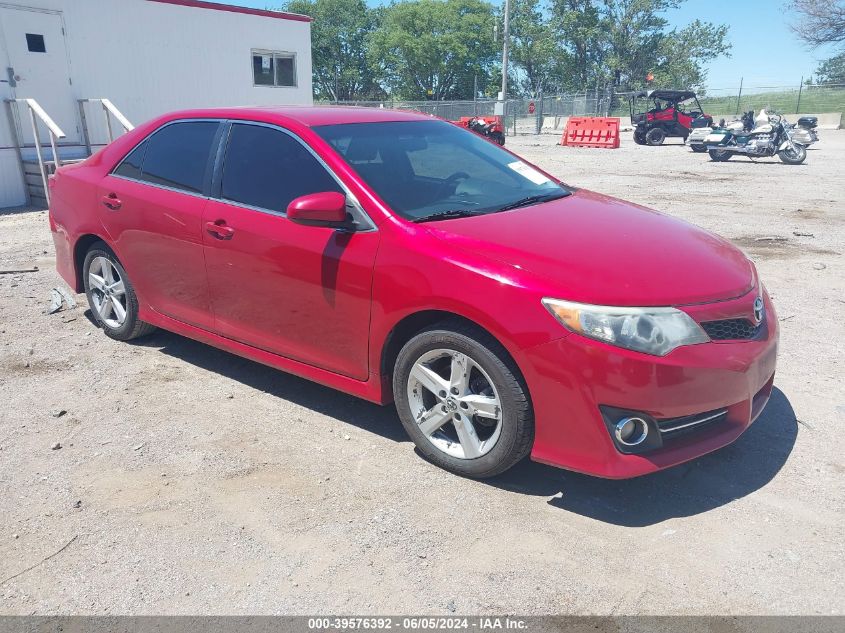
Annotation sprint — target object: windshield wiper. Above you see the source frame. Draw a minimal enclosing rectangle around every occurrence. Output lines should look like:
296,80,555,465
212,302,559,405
412,209,481,223
495,192,568,213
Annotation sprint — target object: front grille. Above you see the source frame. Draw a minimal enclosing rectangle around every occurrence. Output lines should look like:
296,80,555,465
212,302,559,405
658,409,728,438
701,318,762,341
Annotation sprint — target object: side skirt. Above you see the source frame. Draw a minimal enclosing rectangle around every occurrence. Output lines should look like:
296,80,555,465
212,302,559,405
139,307,389,405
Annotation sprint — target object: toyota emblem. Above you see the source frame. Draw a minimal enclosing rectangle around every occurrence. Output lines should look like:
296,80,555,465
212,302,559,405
753,296,764,324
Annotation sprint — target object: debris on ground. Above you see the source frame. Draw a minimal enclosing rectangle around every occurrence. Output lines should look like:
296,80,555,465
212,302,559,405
792,231,814,237
754,236,788,243
50,409,67,418
812,262,826,270
132,442,146,451
50,442,62,450
0,267,38,275
47,287,77,315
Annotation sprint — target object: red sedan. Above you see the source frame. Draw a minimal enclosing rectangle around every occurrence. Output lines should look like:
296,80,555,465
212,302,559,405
49,107,778,479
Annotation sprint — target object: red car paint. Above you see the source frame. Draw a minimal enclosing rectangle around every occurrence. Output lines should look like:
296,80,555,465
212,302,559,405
48,106,778,478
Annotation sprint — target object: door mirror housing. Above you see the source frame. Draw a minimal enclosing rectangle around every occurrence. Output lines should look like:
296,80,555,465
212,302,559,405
287,192,348,226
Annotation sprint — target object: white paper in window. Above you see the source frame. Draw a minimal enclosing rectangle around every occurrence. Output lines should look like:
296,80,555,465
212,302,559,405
507,161,550,185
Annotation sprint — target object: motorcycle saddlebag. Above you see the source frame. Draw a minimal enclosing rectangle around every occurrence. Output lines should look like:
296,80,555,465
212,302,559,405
797,116,818,128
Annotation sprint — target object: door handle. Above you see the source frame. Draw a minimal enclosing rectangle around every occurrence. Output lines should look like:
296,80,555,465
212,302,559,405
206,220,234,240
101,193,122,210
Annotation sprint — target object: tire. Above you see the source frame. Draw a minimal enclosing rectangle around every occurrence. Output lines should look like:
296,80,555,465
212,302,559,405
82,242,156,341
633,131,646,145
645,128,666,146
490,131,505,146
690,145,707,153
708,149,732,162
392,320,533,478
778,144,807,165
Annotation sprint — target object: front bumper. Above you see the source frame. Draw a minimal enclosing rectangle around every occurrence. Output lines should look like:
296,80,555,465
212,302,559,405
520,290,778,478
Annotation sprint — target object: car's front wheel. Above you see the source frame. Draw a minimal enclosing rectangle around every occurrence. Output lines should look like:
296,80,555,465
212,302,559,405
83,242,156,341
393,322,533,478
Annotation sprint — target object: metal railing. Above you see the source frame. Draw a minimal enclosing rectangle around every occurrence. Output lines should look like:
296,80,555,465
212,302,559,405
78,98,134,154
4,98,67,205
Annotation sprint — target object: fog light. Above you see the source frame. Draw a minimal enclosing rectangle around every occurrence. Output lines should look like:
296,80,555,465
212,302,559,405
615,417,649,446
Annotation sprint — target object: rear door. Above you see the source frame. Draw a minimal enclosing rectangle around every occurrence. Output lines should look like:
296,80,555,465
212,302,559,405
201,122,379,380
98,120,222,329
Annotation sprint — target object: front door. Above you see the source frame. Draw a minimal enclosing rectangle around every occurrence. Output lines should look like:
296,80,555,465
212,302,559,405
0,6,78,145
202,122,379,380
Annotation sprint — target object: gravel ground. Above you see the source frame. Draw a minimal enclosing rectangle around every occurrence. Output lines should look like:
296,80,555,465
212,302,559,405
0,130,843,616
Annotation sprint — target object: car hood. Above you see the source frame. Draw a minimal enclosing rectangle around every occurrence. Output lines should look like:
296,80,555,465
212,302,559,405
423,189,754,306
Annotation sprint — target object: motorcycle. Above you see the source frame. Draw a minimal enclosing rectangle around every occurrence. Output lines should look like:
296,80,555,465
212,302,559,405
704,110,807,165
465,116,506,145
790,115,819,146
687,111,754,152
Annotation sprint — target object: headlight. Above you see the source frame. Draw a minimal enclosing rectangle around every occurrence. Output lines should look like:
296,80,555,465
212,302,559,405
542,298,710,356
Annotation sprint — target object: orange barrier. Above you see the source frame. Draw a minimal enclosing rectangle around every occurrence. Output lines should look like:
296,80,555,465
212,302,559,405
560,117,621,149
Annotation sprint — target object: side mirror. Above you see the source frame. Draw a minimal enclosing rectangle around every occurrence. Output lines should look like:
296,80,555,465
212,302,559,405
286,191,347,226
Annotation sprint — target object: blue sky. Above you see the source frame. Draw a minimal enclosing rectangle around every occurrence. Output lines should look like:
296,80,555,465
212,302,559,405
228,0,840,90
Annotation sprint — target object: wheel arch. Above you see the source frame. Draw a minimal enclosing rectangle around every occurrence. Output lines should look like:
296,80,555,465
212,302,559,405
72,233,113,292
378,309,529,404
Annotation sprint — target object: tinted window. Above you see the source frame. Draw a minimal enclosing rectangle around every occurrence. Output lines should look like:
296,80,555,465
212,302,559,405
113,140,148,180
141,121,219,194
221,124,341,213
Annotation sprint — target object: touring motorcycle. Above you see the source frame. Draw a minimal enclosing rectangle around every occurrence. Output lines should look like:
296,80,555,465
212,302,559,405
790,116,819,146
704,110,807,165
687,111,754,152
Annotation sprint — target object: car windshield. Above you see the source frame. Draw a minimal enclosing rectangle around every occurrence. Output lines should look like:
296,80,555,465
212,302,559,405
313,119,569,222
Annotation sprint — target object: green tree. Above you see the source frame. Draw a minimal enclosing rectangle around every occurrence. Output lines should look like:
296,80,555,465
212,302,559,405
651,19,731,90
369,0,497,100
282,0,382,100
815,52,845,83
508,0,566,95
548,0,605,91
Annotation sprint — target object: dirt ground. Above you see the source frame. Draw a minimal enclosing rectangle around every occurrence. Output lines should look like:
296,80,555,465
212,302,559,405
1,130,843,616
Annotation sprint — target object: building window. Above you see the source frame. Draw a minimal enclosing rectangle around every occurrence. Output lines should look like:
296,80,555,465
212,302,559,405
252,50,296,88
26,33,46,53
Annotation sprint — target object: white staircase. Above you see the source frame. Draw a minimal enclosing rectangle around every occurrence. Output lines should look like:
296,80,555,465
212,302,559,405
3,98,133,207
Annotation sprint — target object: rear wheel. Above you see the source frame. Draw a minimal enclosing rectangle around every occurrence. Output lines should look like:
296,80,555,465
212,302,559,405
393,322,533,478
83,243,156,341
778,143,807,165
645,128,666,146
490,131,505,146
708,149,732,162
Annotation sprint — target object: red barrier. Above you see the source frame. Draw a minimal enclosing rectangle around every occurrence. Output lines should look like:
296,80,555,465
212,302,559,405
561,117,620,149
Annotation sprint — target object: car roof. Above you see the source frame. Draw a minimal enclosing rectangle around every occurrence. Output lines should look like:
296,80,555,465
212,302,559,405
159,105,436,127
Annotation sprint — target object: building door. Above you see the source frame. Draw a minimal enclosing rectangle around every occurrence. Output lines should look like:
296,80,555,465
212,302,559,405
0,5,78,147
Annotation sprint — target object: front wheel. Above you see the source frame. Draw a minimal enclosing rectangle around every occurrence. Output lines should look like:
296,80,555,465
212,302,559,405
392,322,533,478
83,243,156,341
778,143,807,165
690,144,707,153
645,128,666,145
708,148,733,162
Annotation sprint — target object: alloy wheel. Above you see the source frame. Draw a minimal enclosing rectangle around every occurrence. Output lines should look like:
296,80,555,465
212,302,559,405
406,348,503,459
88,256,128,328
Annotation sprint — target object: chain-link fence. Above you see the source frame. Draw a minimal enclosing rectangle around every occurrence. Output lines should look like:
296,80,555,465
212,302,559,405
317,90,610,136
322,83,844,135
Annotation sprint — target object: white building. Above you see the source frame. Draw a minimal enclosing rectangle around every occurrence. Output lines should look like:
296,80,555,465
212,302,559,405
0,0,313,208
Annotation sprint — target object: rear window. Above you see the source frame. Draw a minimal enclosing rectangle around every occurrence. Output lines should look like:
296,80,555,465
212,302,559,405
121,121,219,194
